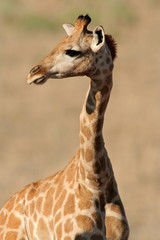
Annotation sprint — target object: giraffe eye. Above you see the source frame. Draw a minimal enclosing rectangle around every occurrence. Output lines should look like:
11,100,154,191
65,49,82,57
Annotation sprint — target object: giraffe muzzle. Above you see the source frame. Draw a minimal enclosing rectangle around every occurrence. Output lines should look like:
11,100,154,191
27,74,47,85
33,76,47,85
27,65,47,85
29,65,41,76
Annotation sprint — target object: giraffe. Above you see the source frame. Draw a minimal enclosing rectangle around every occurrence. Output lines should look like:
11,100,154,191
0,15,129,240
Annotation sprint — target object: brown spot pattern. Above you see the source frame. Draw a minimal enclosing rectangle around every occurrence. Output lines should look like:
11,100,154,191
80,135,85,145
64,193,75,216
83,117,87,124
64,237,72,240
76,215,94,231
80,148,85,159
29,200,35,216
76,184,93,199
53,172,62,185
53,189,67,215
36,197,43,214
80,162,85,180
29,220,34,238
56,223,62,240
95,91,101,101
27,188,36,201
64,218,73,233
92,212,103,230
81,125,91,140
4,196,16,212
55,212,61,223
0,211,7,225
87,172,96,180
110,204,122,215
78,199,92,210
77,148,80,158
55,174,65,199
15,187,27,203
43,188,54,217
87,111,96,121
37,218,50,240
33,212,37,222
32,181,40,189
66,161,76,184
105,216,128,239
7,213,21,229
0,231,4,240
49,220,54,232
5,231,18,240
112,199,126,217
85,148,93,162
88,178,99,188
15,203,23,214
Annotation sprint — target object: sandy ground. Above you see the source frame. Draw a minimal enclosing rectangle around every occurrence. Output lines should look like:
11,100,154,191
0,0,160,239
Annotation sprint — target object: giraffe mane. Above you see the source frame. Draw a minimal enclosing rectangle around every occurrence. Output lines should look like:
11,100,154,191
105,34,117,61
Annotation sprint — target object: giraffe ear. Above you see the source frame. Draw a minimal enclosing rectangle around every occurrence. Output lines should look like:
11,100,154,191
63,23,74,36
91,26,105,52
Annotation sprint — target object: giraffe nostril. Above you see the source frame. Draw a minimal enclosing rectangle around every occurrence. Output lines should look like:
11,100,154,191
30,65,41,76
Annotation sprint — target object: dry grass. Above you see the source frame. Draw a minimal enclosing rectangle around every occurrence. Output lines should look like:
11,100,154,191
0,0,160,239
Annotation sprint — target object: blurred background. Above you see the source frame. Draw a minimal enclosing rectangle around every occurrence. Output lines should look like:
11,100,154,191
0,0,160,239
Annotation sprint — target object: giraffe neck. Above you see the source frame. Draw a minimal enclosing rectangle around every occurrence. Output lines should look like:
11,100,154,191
78,73,113,191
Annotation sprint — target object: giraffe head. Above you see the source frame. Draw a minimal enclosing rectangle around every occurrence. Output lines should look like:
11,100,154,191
27,15,116,85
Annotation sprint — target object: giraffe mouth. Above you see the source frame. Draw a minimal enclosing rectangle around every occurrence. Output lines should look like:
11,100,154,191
34,76,47,85
27,75,47,85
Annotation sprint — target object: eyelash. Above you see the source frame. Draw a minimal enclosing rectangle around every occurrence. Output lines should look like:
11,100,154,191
65,49,82,57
